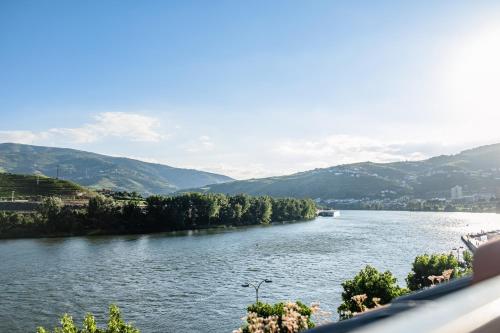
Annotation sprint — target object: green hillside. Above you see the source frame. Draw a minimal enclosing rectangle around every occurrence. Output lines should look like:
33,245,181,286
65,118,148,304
0,143,233,195
186,143,500,200
0,173,85,198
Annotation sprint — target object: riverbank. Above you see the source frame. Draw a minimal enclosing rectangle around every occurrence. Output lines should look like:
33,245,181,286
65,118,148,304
0,193,317,240
0,218,314,240
462,229,500,252
324,207,499,214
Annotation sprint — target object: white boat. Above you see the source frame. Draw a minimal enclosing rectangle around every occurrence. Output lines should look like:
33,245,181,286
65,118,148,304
317,210,340,217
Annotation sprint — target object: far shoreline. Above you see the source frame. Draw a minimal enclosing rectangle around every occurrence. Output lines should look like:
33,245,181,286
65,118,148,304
2,209,500,241
0,218,315,241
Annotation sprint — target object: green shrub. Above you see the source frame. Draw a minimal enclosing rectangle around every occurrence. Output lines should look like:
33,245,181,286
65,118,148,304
36,305,139,333
406,253,465,291
337,265,408,320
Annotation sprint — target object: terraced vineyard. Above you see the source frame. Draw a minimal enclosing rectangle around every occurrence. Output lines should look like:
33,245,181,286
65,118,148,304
0,173,86,198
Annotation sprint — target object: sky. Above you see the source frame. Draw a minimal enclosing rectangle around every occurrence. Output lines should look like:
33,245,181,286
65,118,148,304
1,1,500,179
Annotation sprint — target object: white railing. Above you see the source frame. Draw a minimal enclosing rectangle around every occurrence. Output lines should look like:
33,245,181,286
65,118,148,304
352,275,500,333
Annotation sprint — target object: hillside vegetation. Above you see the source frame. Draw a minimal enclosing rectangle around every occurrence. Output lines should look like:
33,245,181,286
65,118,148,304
186,143,500,200
0,143,233,195
0,173,85,198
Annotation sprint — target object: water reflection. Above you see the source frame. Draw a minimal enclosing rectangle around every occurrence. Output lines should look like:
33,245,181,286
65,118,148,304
1,211,500,333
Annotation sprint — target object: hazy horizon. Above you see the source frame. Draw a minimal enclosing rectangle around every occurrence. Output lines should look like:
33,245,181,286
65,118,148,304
2,1,500,179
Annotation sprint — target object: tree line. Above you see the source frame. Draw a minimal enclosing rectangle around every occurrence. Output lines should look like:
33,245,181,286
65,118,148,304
0,193,317,238
337,251,473,319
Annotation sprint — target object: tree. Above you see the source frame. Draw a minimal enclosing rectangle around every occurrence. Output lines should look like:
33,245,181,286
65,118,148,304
230,194,251,225
145,195,167,229
406,253,461,291
245,196,272,224
37,197,80,232
462,250,473,273
187,193,221,226
88,195,117,218
38,197,64,220
270,198,317,222
337,265,407,320
121,201,144,230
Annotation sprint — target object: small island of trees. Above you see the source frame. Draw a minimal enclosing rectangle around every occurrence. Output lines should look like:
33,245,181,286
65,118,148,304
0,193,317,239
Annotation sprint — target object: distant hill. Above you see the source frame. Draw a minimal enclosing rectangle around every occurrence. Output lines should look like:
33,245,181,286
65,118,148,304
185,143,500,200
0,143,233,195
0,173,85,198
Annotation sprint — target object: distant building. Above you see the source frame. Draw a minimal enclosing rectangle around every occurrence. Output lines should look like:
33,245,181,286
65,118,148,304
451,185,463,200
471,193,496,202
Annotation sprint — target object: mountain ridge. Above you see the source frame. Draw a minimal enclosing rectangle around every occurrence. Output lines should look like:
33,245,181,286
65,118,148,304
0,143,233,195
184,143,500,200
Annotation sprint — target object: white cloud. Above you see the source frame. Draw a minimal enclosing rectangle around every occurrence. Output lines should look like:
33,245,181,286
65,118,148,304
184,135,215,153
184,162,270,180
273,135,460,167
164,136,472,180
178,135,444,180
0,114,484,181
0,130,49,145
90,112,165,142
0,112,166,145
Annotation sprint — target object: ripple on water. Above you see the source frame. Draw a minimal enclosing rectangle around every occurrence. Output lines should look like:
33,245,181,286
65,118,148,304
1,211,500,332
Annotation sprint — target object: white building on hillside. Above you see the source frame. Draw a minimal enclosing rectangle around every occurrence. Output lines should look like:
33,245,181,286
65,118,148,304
451,185,463,200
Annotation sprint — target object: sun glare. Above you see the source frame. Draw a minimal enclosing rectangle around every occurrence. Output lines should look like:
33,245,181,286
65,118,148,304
444,22,500,121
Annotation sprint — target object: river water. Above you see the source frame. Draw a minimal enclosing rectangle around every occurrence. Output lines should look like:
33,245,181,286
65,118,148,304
1,210,500,332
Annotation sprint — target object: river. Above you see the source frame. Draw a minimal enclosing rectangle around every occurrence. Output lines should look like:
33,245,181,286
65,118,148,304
1,210,500,332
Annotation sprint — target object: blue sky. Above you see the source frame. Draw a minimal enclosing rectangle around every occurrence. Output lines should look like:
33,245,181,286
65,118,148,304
2,1,500,179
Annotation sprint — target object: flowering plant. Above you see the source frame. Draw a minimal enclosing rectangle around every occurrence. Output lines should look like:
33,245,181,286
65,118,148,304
233,301,318,333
